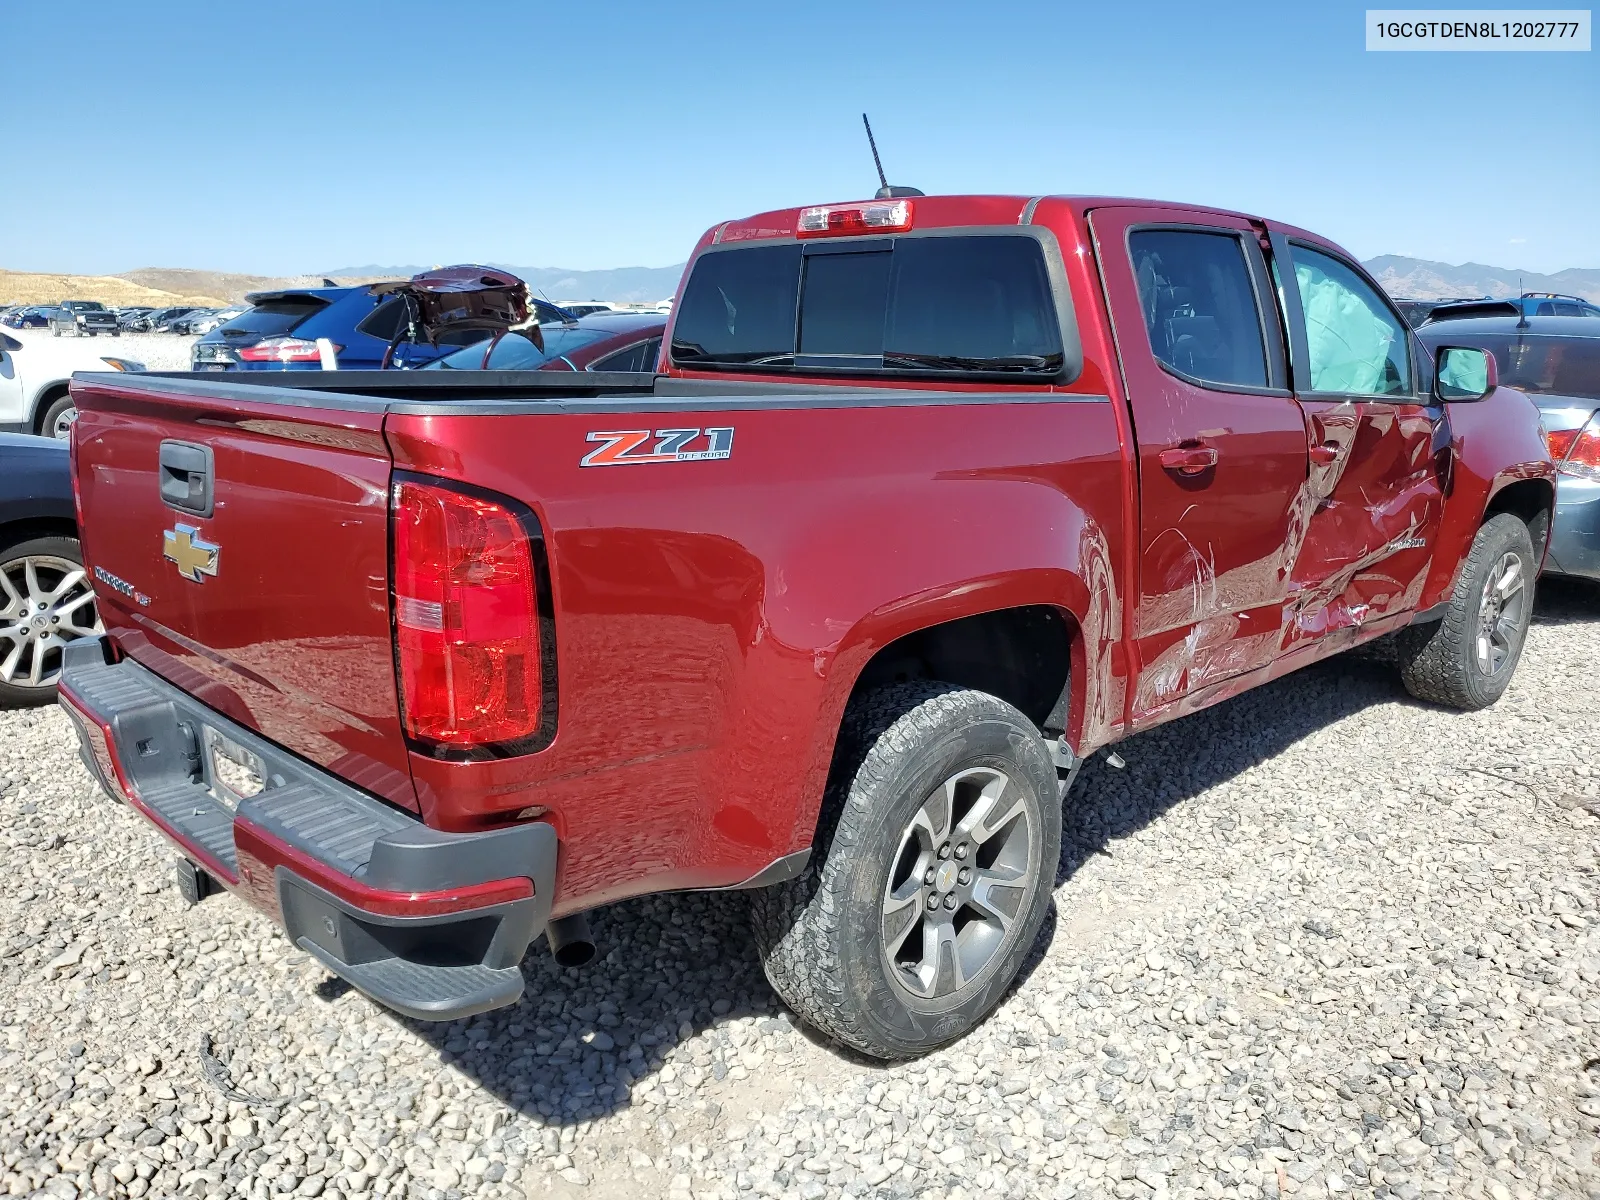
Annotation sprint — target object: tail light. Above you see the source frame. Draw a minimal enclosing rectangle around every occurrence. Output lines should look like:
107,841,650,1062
1547,417,1600,480
392,477,546,750
237,337,340,363
796,199,913,238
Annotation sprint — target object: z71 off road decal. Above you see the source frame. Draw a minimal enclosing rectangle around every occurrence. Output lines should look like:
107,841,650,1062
580,427,734,467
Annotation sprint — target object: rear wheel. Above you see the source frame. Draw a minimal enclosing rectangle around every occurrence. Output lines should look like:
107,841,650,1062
0,535,103,707
752,683,1060,1059
1396,513,1536,710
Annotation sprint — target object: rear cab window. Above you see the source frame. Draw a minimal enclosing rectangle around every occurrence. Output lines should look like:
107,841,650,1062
670,233,1071,382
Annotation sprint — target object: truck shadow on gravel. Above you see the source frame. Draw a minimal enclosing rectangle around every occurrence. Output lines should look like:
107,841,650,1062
363,582,1600,1127
1052,577,1598,887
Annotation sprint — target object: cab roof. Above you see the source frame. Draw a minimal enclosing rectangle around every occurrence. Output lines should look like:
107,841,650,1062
710,194,1265,244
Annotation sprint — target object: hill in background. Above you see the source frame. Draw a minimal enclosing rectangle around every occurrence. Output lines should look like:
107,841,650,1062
1363,256,1600,302
8,256,1597,310
0,269,227,308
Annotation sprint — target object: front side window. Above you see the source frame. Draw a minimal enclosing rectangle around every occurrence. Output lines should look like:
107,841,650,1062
671,235,1064,377
1128,229,1268,389
1290,245,1410,396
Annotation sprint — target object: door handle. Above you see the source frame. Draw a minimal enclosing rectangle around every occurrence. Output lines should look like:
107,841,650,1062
1309,441,1339,466
1158,444,1218,477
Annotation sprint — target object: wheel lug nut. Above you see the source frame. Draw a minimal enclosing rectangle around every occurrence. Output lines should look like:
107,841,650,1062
923,868,936,886
954,842,969,860
958,867,971,885
943,893,957,910
937,844,952,860
925,893,940,911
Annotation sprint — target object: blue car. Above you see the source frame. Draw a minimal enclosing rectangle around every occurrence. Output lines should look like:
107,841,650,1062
191,286,440,371
2,307,52,330
1506,293,1600,320
191,285,579,371
1418,314,1600,580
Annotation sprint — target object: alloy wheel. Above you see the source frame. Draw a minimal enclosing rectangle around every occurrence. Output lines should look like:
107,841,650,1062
0,555,102,688
881,765,1037,1000
1474,550,1526,676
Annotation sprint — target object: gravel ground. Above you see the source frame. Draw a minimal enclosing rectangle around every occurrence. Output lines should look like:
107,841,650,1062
2,579,1598,1200
6,328,197,374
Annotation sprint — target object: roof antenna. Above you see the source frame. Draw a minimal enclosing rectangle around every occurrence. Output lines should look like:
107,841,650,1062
862,114,924,200
1516,273,1529,328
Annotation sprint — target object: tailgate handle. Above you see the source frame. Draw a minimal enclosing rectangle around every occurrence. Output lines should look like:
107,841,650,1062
159,440,214,518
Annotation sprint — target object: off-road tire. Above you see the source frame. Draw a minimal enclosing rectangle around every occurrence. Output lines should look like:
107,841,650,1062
751,682,1061,1059
1395,513,1536,710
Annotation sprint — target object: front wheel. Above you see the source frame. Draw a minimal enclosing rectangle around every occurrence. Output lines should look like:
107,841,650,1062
1395,512,1536,710
752,683,1061,1059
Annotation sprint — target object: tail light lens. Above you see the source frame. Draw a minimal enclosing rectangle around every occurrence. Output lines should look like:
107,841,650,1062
1547,418,1600,480
237,337,339,363
392,478,543,749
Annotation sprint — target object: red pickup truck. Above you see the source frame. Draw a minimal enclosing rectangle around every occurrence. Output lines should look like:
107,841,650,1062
60,194,1552,1059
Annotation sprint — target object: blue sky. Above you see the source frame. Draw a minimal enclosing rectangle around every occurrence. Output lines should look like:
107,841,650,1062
3,0,1594,276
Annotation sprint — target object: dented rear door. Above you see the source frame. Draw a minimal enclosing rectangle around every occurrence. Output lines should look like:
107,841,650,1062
1089,207,1308,721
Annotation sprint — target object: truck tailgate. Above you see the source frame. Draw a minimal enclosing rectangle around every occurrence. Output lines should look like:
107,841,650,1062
69,375,418,812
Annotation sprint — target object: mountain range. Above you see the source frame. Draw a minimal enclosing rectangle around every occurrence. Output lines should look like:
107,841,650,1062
1361,256,1600,302
9,255,1597,310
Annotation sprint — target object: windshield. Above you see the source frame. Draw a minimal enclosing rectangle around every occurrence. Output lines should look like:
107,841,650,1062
424,326,612,370
73,302,106,311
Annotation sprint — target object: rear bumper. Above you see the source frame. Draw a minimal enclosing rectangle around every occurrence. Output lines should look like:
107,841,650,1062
1547,476,1600,580
57,637,557,1021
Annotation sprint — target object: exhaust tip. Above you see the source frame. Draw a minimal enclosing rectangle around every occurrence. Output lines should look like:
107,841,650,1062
547,913,595,968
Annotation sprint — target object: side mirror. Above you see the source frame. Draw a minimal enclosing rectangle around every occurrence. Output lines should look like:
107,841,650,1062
1434,345,1497,402
0,333,21,353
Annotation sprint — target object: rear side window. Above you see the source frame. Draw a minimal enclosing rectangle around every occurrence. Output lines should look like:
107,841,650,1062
671,235,1064,377
590,337,662,372
1129,230,1268,389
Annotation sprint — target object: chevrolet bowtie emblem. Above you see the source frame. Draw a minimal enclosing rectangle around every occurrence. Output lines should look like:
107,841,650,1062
163,524,220,584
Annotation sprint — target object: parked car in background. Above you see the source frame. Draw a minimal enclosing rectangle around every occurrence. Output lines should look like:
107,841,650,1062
187,305,247,335
3,308,45,329
1392,296,1494,328
422,312,665,372
117,306,156,332
191,286,465,371
0,329,145,438
167,308,219,335
0,432,101,706
152,306,202,333
554,301,617,318
48,301,119,337
1506,293,1600,320
1419,314,1600,579
141,306,192,333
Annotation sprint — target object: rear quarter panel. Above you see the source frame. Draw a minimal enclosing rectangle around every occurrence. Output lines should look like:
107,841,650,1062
386,393,1127,914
